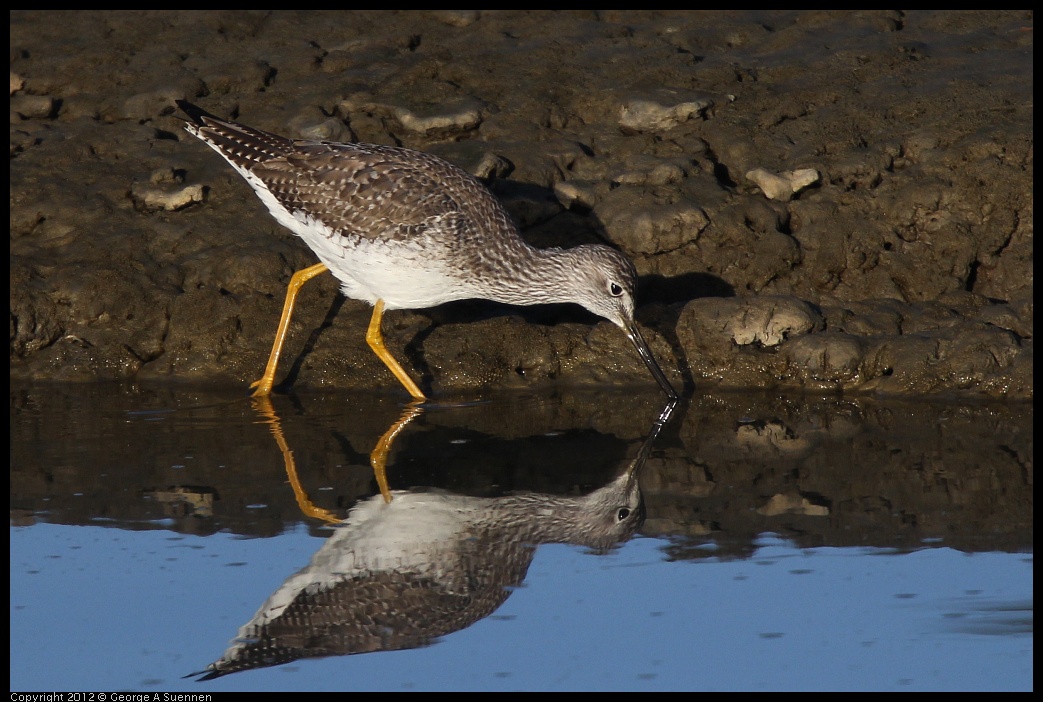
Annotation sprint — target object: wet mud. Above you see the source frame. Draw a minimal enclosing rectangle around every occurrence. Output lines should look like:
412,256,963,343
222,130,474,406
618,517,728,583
10,11,1033,398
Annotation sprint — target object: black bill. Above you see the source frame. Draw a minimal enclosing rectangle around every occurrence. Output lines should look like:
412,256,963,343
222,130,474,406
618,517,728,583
625,322,679,400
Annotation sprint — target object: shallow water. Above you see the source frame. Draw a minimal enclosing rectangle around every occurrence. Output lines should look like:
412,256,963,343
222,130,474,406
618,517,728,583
9,382,1033,691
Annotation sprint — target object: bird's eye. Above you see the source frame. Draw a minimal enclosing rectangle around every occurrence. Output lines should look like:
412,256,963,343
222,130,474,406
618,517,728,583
609,282,624,297
617,507,630,521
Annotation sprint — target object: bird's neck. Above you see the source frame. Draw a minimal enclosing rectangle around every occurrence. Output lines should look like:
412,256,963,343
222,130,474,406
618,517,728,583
475,244,584,307
474,492,584,544
470,479,634,549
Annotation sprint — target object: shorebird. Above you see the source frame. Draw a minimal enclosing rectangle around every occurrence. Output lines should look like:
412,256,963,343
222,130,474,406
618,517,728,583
177,101,678,400
186,390,676,680
188,468,646,680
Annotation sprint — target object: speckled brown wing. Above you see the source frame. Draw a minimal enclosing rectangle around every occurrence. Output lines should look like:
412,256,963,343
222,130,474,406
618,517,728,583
185,112,296,169
249,142,482,246
193,568,514,680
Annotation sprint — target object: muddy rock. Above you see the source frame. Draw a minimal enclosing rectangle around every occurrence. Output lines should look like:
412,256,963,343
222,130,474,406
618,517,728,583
9,11,1032,398
677,292,1031,396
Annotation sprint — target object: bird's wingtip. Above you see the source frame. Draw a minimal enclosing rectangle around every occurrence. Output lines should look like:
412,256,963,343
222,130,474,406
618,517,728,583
176,99,214,126
182,666,223,682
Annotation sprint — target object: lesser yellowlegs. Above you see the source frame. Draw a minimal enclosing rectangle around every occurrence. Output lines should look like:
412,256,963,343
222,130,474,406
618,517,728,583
188,397,674,680
189,473,644,679
178,101,678,400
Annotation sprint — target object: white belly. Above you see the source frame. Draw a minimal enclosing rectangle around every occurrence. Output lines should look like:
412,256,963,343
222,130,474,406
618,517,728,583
253,183,470,309
315,233,467,310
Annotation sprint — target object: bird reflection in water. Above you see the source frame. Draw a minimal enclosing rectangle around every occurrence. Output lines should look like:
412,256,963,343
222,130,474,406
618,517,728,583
189,396,676,680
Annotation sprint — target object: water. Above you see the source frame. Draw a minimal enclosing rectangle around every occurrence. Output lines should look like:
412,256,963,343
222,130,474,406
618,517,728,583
9,382,1033,691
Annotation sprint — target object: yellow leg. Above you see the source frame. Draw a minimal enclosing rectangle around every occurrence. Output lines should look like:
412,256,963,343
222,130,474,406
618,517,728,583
370,402,425,504
366,299,427,400
251,262,329,396
252,395,341,525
